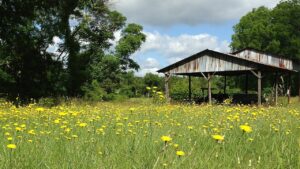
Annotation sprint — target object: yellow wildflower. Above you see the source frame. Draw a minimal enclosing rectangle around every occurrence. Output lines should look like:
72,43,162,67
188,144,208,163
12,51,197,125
239,125,252,133
161,136,172,142
15,127,22,131
35,107,45,112
79,123,87,127
176,150,185,156
7,144,16,149
212,135,224,142
173,143,179,149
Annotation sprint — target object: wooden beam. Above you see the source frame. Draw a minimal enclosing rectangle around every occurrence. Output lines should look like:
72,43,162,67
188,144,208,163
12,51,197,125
250,70,262,106
245,73,249,94
200,72,208,80
275,72,278,106
257,71,262,106
288,73,291,104
188,76,192,101
224,75,227,94
299,72,300,102
208,73,212,104
164,73,171,102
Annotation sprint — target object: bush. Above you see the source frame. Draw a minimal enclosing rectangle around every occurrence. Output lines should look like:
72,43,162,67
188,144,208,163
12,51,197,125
82,80,106,101
38,97,60,107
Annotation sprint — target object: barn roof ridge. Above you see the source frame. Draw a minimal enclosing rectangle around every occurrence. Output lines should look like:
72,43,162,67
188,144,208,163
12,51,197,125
231,47,299,62
157,49,297,73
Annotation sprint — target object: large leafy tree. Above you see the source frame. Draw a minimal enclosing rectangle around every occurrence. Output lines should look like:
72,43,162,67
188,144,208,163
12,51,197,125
58,1,145,96
231,0,300,59
0,0,64,100
0,0,146,101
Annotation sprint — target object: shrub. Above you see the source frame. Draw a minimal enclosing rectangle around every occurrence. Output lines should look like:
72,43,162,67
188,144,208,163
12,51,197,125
82,80,106,101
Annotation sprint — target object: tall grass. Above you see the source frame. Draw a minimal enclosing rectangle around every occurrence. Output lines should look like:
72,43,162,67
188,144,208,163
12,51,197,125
0,99,299,168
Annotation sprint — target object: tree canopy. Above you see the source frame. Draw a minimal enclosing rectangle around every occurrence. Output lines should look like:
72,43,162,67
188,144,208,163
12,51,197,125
0,0,146,101
231,0,300,59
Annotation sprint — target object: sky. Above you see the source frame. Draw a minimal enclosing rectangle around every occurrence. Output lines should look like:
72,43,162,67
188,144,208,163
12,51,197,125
111,0,281,76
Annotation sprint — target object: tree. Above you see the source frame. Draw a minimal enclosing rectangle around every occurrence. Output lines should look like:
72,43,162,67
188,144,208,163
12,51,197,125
58,1,146,96
0,0,146,101
231,0,300,59
144,73,163,89
0,0,65,101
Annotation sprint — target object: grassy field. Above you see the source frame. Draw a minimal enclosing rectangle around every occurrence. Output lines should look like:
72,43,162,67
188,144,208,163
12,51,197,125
0,98,299,169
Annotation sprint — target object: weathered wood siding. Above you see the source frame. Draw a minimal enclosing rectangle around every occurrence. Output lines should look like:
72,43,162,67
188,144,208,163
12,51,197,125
166,54,257,74
234,49,296,70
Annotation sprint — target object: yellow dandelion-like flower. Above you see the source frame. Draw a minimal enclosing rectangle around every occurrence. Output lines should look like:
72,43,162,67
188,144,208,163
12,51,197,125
35,107,45,112
7,144,16,149
59,112,67,116
212,135,224,142
28,130,36,135
65,128,71,132
188,126,194,130
161,136,172,142
239,125,252,133
176,150,185,156
173,143,179,149
79,123,87,127
7,137,13,141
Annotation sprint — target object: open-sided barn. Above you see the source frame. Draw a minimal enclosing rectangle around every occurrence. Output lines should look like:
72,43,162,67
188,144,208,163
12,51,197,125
158,48,300,105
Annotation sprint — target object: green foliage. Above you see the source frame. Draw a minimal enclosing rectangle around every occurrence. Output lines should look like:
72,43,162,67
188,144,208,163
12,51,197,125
0,0,146,102
144,73,163,89
0,100,299,168
231,0,300,59
37,97,61,107
81,80,106,101
116,24,146,70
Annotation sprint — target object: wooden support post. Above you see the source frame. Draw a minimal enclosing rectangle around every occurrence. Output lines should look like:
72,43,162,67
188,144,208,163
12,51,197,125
250,70,262,106
245,73,249,95
188,75,192,101
164,73,171,102
299,72,300,102
275,72,278,106
288,73,291,104
224,75,227,94
208,73,212,104
257,71,262,106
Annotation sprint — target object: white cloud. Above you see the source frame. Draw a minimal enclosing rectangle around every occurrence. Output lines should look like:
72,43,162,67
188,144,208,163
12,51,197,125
143,58,160,69
135,31,230,76
47,36,62,55
135,67,159,77
139,31,230,63
112,0,281,26
53,36,62,44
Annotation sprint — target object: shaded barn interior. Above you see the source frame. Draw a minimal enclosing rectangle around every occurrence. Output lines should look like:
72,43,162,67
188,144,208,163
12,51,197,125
158,48,300,105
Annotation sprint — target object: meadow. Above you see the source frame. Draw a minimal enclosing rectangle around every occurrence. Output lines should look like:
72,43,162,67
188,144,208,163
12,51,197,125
0,98,299,169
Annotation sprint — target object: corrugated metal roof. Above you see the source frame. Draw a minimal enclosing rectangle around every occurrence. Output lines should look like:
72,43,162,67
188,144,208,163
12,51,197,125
157,49,299,74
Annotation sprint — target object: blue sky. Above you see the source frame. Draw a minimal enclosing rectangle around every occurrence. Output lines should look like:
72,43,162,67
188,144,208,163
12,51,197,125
112,0,281,76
